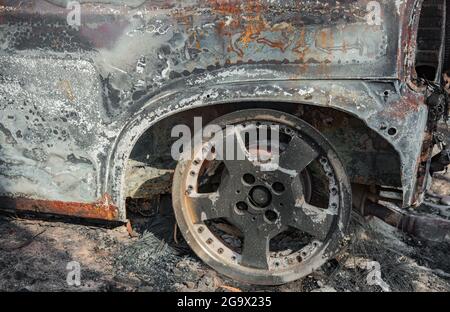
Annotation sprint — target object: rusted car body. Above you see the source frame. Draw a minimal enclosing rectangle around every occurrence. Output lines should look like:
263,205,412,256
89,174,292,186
0,0,448,284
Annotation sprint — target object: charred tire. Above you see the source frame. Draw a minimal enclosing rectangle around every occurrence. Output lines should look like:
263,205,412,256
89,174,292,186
172,109,351,285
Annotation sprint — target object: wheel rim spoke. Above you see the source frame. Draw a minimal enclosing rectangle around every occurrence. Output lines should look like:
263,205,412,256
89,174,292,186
279,136,318,173
290,202,335,240
218,126,259,175
241,227,270,269
189,193,229,222
188,173,241,222
222,159,255,177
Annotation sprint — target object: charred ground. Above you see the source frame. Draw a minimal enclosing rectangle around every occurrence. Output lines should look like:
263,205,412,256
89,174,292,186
0,174,449,292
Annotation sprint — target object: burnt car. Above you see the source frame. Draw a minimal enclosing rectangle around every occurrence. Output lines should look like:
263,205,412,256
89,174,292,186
0,0,449,285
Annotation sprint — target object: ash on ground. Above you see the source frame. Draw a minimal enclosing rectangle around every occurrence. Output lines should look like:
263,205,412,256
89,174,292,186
1,174,450,292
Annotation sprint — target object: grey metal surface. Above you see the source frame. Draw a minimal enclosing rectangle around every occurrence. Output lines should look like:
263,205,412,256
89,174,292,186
0,0,430,220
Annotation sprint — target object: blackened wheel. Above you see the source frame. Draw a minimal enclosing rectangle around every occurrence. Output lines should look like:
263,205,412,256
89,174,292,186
172,109,351,285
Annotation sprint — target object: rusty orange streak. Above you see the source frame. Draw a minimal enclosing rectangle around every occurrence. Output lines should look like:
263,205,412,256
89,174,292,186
0,193,119,221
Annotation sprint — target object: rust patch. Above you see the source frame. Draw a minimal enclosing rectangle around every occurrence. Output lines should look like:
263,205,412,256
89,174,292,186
208,0,242,16
256,36,288,52
0,193,119,221
293,28,308,61
380,90,424,121
365,201,450,242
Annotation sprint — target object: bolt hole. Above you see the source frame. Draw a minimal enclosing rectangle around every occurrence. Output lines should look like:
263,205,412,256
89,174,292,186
236,190,241,194
243,173,256,185
331,187,338,196
272,182,285,193
388,127,397,136
264,210,278,222
384,90,389,96
296,255,303,263
218,248,224,254
236,201,248,211
190,171,196,176
198,226,204,233
206,238,213,244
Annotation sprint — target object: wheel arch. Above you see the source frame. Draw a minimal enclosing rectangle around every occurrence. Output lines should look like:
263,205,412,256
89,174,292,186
106,80,426,221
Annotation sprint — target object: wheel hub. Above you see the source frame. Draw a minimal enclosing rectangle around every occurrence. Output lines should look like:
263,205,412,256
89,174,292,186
249,185,272,208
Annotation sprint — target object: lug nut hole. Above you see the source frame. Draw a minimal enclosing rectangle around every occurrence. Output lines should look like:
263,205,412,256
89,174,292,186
264,210,278,222
243,173,256,185
272,182,285,193
236,201,248,211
